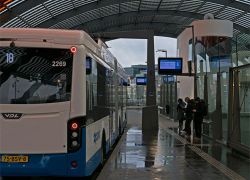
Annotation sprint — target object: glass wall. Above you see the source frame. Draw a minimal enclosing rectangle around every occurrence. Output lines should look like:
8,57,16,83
159,76,177,120
195,32,250,155
195,36,232,141
239,68,250,147
229,32,250,155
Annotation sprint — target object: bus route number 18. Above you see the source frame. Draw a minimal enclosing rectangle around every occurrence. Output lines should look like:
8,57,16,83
6,53,14,64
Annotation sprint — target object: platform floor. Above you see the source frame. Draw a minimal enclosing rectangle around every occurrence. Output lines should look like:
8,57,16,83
97,109,250,180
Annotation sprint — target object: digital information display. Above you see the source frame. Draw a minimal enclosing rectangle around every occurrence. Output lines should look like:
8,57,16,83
210,55,231,68
136,77,147,85
163,76,176,83
158,57,183,75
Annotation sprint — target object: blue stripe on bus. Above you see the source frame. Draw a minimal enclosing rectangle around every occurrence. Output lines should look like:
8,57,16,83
0,128,111,177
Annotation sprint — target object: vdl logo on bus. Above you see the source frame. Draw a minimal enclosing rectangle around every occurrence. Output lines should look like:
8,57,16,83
1,113,23,120
93,131,101,143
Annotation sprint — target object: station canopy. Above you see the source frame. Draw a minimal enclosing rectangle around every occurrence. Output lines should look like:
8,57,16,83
0,0,249,43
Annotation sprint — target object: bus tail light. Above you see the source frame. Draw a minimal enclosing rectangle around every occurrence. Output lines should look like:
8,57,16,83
67,116,86,153
70,46,77,53
71,161,78,168
71,122,79,130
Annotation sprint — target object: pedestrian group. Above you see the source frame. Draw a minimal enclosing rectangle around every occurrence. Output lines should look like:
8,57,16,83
176,97,207,139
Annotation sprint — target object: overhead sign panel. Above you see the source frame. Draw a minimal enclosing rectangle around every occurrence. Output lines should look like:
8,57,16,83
158,57,183,75
163,76,176,83
136,77,147,85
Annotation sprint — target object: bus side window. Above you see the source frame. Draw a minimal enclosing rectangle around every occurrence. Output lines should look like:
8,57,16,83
86,57,92,74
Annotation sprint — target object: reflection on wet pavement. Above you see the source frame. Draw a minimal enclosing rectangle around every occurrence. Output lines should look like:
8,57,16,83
98,109,249,180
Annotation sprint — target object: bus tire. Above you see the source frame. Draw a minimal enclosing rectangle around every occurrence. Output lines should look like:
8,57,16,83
100,131,106,166
2,177,12,180
2,177,20,180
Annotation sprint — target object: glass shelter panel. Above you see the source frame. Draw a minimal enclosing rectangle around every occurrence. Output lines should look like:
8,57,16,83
239,68,250,147
195,36,232,140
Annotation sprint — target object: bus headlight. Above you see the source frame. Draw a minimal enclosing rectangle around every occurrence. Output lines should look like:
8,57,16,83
72,132,78,138
72,141,78,147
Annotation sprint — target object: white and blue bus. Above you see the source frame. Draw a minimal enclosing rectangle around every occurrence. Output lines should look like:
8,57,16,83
0,28,127,177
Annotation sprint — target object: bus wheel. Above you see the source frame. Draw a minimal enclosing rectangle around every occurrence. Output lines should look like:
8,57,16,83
101,133,106,166
2,177,12,180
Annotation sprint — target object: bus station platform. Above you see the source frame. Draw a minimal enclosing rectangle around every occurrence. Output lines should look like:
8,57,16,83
97,109,250,180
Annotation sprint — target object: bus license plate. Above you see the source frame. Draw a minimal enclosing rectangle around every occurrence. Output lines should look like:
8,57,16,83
1,156,29,163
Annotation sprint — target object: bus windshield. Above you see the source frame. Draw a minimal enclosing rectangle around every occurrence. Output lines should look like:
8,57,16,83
0,47,73,104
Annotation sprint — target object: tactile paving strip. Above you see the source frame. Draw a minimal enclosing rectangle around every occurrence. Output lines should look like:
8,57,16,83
166,129,246,180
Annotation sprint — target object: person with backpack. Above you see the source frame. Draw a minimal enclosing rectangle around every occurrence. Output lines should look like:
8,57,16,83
183,97,193,137
193,97,207,138
177,98,186,134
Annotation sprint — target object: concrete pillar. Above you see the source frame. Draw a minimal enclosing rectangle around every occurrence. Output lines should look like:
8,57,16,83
146,33,156,106
142,31,158,130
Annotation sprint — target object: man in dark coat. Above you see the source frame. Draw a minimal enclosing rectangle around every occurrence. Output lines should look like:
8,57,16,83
177,98,186,134
183,97,193,136
193,97,205,138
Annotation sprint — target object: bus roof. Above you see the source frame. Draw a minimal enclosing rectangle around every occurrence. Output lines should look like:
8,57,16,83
0,28,92,44
0,28,100,53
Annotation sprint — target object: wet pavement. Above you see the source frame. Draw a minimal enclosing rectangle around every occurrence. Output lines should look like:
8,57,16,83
97,109,250,180
1,109,249,180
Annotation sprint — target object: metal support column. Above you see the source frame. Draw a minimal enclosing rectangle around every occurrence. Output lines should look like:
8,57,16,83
160,85,163,114
213,72,223,140
174,77,178,120
170,83,173,118
204,74,208,115
228,68,234,143
166,78,169,115
163,83,166,114
232,70,241,142
114,59,119,136
192,26,197,98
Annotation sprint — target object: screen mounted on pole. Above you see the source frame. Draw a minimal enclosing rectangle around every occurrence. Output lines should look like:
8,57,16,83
158,57,183,75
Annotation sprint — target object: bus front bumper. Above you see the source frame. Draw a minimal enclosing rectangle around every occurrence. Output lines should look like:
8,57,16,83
0,151,86,177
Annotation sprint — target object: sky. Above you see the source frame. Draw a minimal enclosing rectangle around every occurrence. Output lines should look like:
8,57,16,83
106,36,177,68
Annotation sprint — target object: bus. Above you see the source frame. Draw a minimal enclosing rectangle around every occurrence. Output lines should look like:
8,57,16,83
0,28,128,177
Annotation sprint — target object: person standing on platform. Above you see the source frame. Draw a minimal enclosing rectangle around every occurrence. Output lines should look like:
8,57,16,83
183,97,193,136
193,97,207,138
177,98,186,134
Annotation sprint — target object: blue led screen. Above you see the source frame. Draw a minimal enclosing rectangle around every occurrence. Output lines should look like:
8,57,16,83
136,77,147,85
158,57,183,75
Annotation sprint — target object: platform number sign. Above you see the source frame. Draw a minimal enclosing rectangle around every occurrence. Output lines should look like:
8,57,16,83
6,52,14,64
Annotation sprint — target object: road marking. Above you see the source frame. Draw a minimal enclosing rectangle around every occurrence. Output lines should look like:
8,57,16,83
189,145,246,180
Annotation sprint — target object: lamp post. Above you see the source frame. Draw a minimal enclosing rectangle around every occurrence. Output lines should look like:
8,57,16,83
156,49,168,114
190,25,197,98
156,49,168,57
